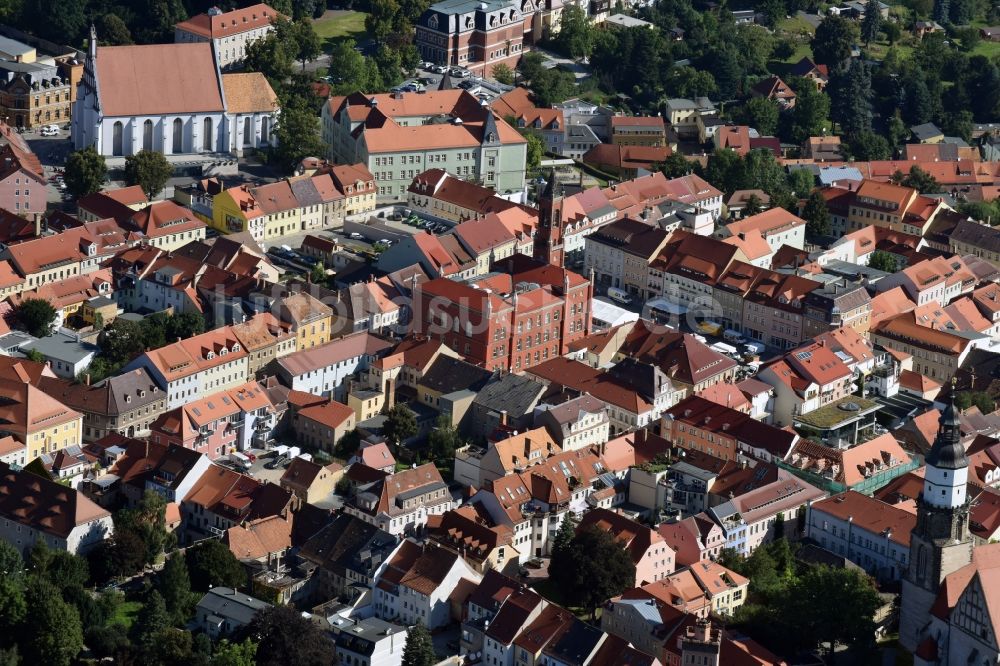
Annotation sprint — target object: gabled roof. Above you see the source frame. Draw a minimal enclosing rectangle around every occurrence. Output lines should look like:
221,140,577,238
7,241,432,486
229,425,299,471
93,43,225,116
175,3,281,39
0,461,110,538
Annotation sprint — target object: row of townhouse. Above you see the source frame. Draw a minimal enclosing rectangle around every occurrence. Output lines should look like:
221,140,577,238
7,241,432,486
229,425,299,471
209,163,377,242
123,313,296,408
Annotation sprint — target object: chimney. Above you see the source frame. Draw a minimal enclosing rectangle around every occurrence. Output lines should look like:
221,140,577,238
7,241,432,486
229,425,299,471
85,373,90,386
33,213,42,238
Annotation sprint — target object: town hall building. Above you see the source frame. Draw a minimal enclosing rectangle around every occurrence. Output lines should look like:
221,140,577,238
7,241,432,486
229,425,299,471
72,28,279,161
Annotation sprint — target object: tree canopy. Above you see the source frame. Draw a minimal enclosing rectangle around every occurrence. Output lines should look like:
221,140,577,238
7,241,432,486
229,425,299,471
64,147,107,198
124,150,173,199
15,298,57,338
185,539,246,592
242,605,335,666
548,524,635,617
383,404,418,453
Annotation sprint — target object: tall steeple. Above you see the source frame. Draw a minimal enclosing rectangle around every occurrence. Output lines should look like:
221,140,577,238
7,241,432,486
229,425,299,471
899,383,974,652
534,169,565,267
922,384,970,509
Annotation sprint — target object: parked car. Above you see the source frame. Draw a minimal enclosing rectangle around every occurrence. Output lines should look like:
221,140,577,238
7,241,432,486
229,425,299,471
377,238,393,246
40,127,59,137
349,232,364,240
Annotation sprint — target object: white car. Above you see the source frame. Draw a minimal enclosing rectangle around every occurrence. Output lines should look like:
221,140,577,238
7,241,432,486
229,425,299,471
377,238,393,246
349,232,364,240
40,128,59,137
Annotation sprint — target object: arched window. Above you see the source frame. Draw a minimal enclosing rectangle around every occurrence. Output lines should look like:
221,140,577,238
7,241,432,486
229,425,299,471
203,117,212,151
243,118,251,146
142,119,153,152
260,117,270,144
916,545,928,583
172,118,183,153
112,121,123,157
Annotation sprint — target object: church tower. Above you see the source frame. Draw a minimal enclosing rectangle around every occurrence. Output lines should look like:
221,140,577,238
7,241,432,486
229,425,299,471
900,387,974,652
534,170,565,267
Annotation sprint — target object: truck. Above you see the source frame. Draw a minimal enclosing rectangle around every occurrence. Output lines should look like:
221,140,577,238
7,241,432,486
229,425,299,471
698,320,724,336
743,341,765,356
287,446,302,459
273,444,289,458
723,329,746,344
710,341,740,357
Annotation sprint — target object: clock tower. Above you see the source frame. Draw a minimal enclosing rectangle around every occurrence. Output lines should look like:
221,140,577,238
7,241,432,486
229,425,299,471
899,387,974,652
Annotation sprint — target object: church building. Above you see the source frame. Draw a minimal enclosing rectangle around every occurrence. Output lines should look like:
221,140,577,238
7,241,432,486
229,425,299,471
900,388,1000,664
72,28,279,160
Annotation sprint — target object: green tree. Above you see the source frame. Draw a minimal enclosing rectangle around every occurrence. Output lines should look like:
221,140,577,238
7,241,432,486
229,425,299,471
334,429,362,460
861,0,882,45
85,624,129,660
550,515,575,557
900,165,940,192
244,33,294,84
530,68,577,106
124,150,173,199
788,168,815,197
743,194,764,217
115,490,172,567
847,131,891,160
98,13,133,45
185,539,246,592
518,51,547,83
289,18,322,70
15,297,57,338
402,623,435,666
428,416,461,462
166,312,206,340
548,525,635,617
664,66,718,99
803,190,831,236
244,605,335,666
492,63,514,85
786,566,880,657
705,148,748,196
811,15,859,69
867,250,899,272
28,543,88,594
787,84,831,144
272,102,326,172
327,40,370,94
310,262,327,285
0,542,26,640
158,554,195,625
64,146,107,198
25,0,86,44
956,391,996,413
555,4,594,59
19,578,84,666
524,132,545,171
383,404,418,453
660,152,696,178
741,97,779,136
365,0,402,41
131,590,170,653
831,59,873,137
211,639,258,666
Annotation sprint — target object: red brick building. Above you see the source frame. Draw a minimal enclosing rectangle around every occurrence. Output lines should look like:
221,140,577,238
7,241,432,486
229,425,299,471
411,256,591,371
415,0,525,77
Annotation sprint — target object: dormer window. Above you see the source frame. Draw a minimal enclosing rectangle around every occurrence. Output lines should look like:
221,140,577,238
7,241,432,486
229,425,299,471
232,343,241,352
220,348,228,356
206,352,215,360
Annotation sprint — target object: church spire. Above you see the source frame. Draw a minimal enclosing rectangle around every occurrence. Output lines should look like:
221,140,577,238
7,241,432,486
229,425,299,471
922,381,970,509
925,382,968,471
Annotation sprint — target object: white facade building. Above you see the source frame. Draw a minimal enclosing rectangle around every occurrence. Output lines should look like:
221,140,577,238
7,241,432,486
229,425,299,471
73,30,279,159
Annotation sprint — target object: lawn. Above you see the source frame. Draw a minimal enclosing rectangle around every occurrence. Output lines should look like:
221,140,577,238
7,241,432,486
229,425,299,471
312,10,368,50
110,600,143,630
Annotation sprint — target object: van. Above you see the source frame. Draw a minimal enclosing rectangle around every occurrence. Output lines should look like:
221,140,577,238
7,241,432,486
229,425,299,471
710,341,740,357
230,452,251,471
743,341,765,356
607,287,632,304
724,329,746,344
